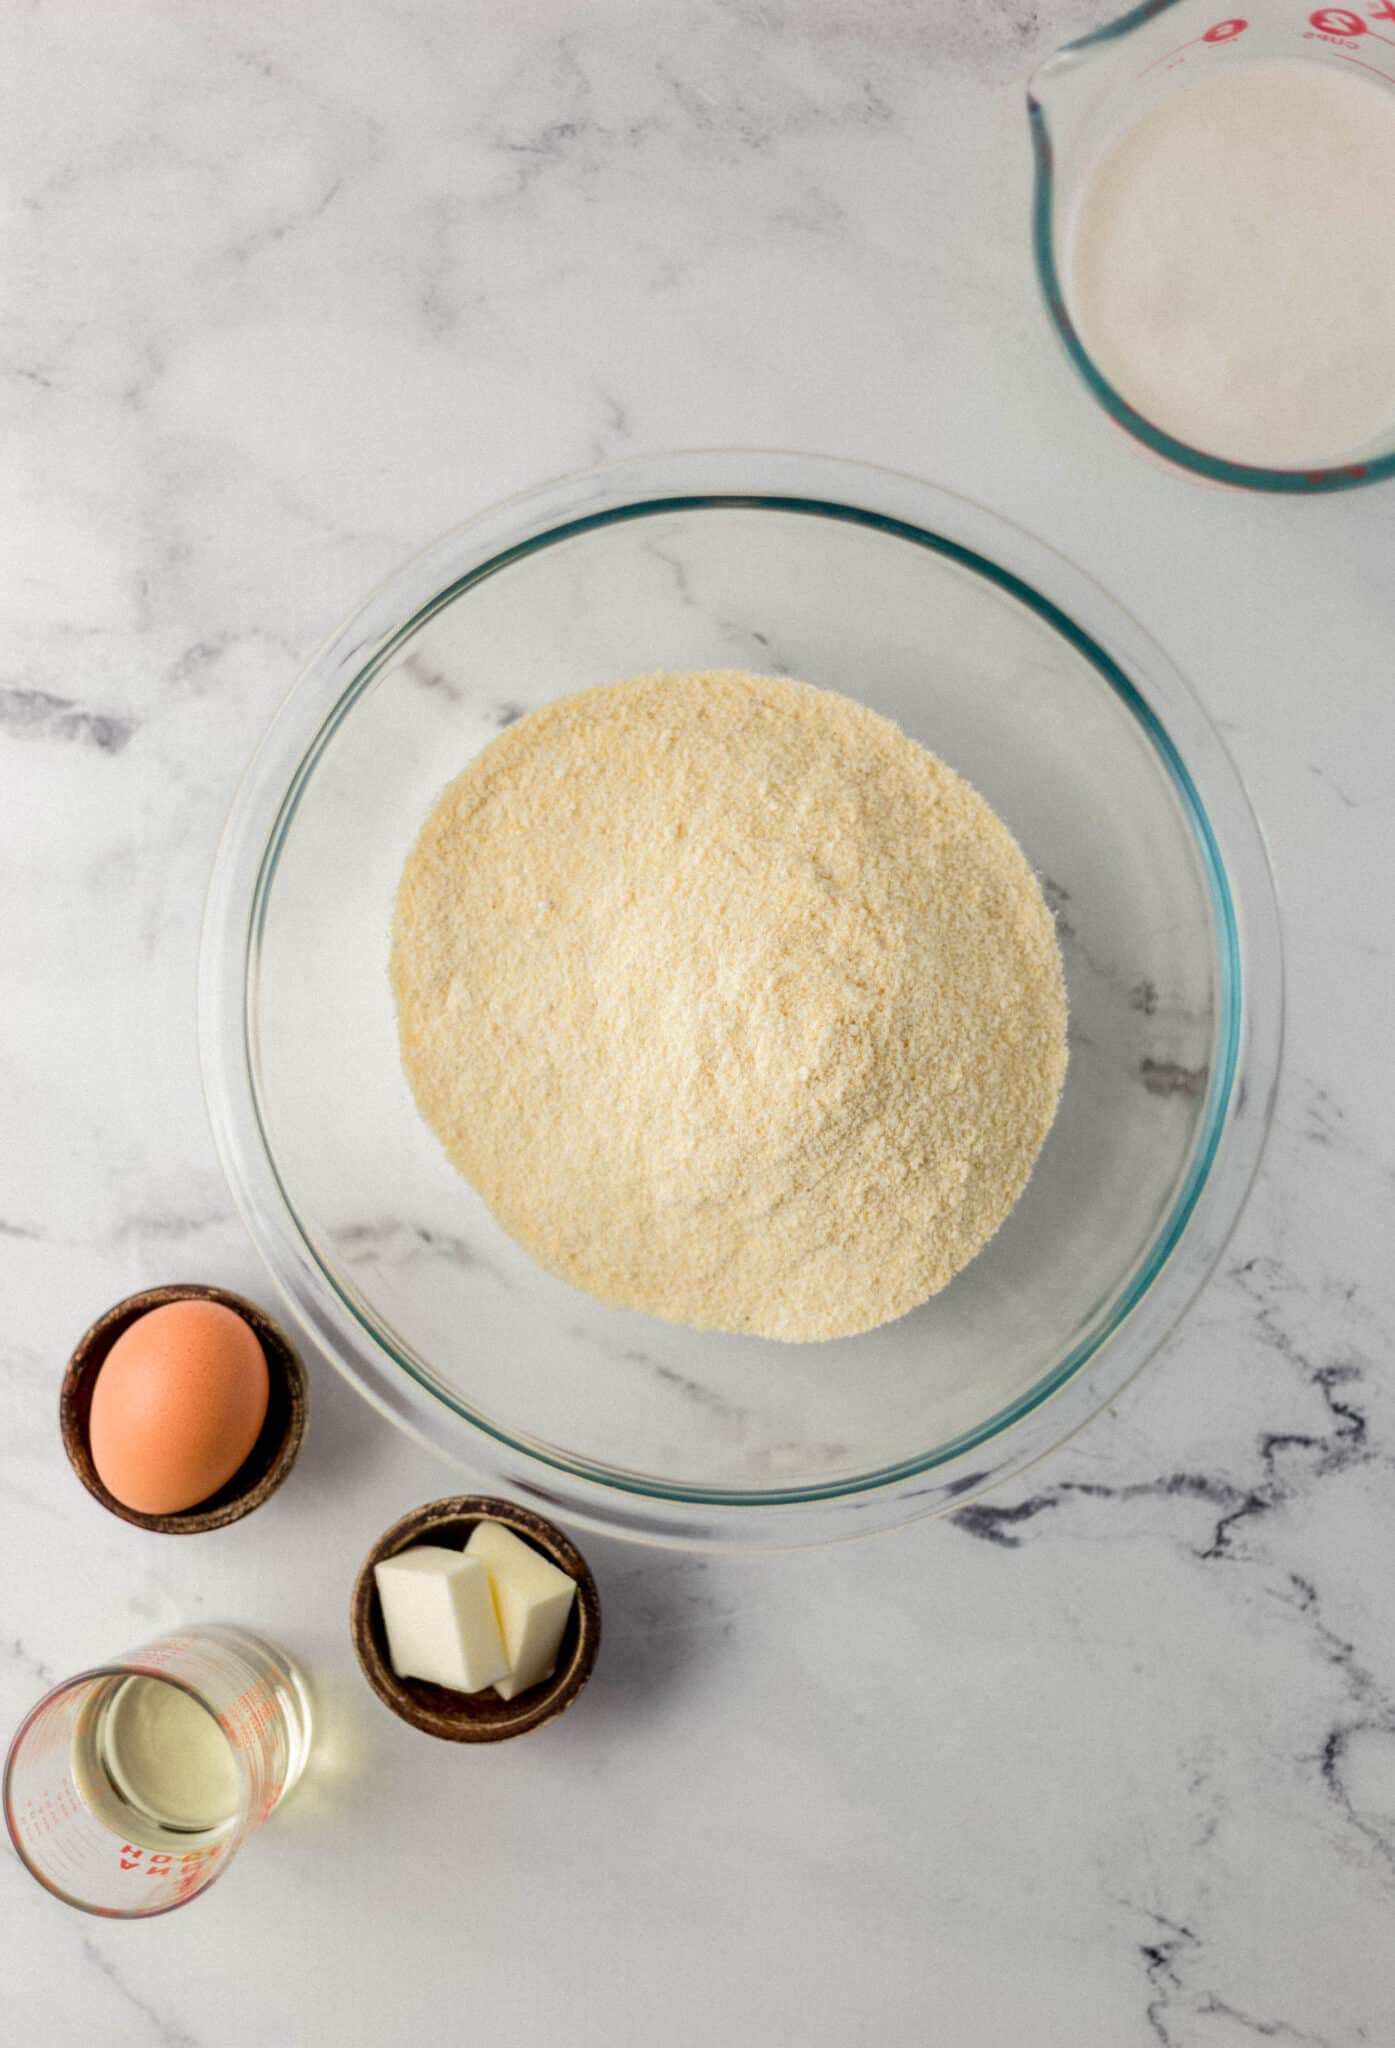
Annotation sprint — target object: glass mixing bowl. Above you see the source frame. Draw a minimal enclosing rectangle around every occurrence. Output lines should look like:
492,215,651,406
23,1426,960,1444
200,451,1281,1548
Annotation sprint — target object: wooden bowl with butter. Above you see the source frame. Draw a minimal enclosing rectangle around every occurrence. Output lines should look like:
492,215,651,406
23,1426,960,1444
351,1496,601,1742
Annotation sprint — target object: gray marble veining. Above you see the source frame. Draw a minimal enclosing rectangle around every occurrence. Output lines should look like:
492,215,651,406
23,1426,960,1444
3,2,1393,2044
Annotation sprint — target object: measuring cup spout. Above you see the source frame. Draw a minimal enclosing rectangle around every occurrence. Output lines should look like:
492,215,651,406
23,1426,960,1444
1027,0,1181,114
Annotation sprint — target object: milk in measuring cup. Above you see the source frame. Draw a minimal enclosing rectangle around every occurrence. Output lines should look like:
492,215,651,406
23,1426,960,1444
1066,59,1395,469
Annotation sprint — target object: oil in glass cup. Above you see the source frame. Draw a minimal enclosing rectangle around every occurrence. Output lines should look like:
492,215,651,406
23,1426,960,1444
4,1625,311,1917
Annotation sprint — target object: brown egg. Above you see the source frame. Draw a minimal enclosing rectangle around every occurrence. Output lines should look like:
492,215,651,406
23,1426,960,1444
88,1300,270,1515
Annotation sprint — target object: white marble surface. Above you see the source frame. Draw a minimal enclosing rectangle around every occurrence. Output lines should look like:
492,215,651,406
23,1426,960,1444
3,2,1394,2042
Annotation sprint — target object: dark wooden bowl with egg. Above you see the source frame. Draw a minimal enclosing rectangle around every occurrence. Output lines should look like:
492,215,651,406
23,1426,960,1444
351,1496,601,1743
61,1283,308,1534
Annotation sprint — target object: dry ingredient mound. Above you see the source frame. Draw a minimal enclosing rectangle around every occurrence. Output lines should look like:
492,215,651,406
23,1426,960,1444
390,670,1067,1343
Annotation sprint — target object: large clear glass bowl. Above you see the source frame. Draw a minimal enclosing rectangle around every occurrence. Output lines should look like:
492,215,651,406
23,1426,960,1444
200,452,1281,1548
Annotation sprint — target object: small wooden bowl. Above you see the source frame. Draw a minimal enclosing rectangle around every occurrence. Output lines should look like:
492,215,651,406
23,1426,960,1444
351,1496,601,1743
60,1284,308,1534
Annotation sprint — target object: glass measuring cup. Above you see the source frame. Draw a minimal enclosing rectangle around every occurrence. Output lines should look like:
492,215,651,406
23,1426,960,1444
4,1625,311,1917
1029,0,1395,491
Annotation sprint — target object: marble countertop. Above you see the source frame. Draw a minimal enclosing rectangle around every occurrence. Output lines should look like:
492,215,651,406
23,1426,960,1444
4,4,1393,2043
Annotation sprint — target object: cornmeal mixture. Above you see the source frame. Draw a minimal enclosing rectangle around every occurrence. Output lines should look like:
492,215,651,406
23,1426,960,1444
391,670,1067,1341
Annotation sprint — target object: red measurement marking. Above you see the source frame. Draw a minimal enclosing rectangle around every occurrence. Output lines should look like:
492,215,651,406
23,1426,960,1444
1142,19,1250,74
1142,36,1202,73
1310,6,1366,29
1360,0,1395,42
1309,35,1395,71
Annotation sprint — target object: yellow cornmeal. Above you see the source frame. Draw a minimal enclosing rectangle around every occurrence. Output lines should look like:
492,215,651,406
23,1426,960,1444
390,671,1067,1342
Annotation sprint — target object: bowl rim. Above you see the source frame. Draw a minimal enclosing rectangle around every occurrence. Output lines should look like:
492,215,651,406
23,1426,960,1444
198,449,1283,1549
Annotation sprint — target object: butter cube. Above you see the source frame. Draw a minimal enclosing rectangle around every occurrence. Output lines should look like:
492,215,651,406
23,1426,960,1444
466,1522,577,1701
374,1545,510,1694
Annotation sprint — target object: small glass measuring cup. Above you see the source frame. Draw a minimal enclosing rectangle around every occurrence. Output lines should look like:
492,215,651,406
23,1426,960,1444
4,1625,311,1917
1029,0,1395,491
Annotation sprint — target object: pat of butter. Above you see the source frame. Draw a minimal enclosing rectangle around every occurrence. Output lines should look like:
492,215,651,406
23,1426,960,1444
466,1522,577,1701
374,1545,510,1694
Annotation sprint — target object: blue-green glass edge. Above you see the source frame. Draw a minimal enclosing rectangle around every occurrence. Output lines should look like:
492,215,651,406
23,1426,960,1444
245,493,1243,1508
1047,0,1195,66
